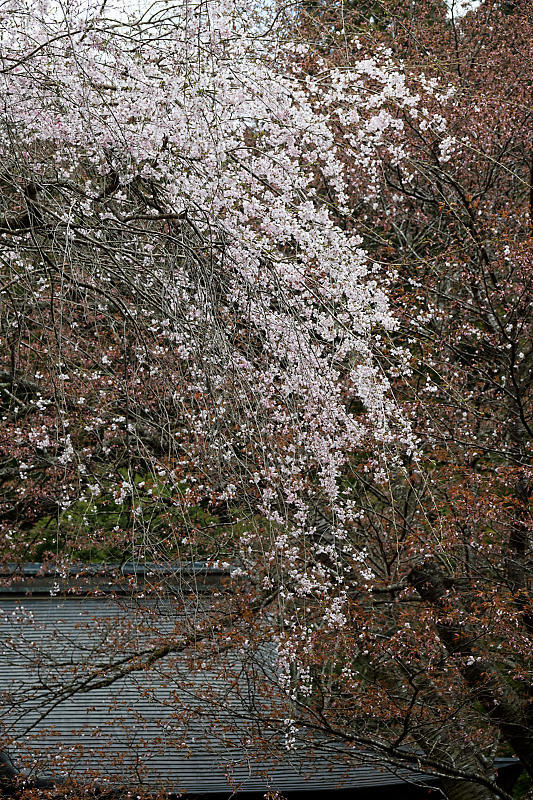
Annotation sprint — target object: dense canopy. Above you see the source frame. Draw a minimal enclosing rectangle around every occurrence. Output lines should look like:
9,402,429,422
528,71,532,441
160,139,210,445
0,1,531,799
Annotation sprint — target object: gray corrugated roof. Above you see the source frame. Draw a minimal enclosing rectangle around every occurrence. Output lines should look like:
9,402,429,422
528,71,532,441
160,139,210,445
0,562,225,578
0,595,441,794
0,562,225,597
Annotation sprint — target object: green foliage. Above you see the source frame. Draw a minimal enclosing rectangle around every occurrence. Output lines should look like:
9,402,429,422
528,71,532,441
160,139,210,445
513,771,532,799
21,471,218,563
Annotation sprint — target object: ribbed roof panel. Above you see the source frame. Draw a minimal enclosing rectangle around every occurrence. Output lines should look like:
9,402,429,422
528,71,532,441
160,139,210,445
0,597,434,793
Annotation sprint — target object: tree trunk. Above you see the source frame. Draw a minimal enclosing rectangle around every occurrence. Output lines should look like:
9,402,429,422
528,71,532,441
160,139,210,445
441,776,501,800
409,563,533,778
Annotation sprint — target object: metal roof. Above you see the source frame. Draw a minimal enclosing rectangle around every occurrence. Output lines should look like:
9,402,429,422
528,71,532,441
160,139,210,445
0,593,440,794
0,562,226,578
0,562,225,597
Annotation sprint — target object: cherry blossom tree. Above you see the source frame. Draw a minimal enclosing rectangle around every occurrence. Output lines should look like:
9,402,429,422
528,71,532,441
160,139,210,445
0,0,426,599
0,1,531,799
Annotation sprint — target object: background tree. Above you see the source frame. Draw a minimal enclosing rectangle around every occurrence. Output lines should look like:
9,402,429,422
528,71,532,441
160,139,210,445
273,0,533,796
